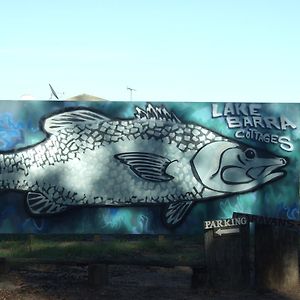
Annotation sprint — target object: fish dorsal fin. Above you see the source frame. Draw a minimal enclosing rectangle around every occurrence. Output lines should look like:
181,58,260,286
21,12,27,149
26,192,69,215
162,201,195,228
43,109,109,134
135,104,181,123
115,152,175,182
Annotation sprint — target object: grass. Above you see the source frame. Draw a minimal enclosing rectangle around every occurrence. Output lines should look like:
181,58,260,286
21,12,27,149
0,236,204,265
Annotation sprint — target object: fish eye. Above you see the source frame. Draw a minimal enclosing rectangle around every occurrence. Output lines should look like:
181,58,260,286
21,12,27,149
244,148,256,160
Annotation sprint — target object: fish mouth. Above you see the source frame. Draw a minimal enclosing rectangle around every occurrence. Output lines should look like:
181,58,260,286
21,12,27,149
247,157,287,182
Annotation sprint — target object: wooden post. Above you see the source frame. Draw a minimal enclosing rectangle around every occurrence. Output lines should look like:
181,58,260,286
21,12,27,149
191,267,207,289
0,258,9,274
158,235,165,242
255,224,299,292
204,217,250,289
26,234,34,253
88,264,109,287
93,235,101,243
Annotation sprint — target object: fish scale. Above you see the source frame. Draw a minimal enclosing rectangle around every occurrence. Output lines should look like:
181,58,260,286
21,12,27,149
0,121,221,175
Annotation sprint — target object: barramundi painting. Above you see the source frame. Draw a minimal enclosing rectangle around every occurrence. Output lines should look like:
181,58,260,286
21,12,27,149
0,103,289,229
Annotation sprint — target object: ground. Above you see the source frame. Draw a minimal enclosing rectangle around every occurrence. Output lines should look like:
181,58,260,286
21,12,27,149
0,265,299,300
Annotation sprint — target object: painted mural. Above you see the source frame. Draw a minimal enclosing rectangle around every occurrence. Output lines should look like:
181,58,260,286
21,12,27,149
0,101,299,234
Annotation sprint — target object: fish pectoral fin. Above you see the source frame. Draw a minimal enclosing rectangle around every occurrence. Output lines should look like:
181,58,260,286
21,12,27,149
162,201,195,228
43,108,109,134
26,192,68,215
115,152,175,182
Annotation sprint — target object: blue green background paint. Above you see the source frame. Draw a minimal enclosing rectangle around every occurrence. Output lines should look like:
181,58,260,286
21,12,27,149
0,100,298,234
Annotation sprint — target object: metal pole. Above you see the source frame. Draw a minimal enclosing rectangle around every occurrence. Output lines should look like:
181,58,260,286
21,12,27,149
127,87,136,101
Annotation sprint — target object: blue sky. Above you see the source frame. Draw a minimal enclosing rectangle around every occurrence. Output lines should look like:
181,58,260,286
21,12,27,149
1,0,300,101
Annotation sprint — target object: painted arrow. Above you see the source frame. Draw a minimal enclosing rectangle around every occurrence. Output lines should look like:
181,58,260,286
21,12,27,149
215,228,240,236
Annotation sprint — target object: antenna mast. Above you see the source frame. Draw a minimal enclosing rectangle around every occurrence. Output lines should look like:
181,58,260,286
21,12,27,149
127,87,136,101
49,83,59,100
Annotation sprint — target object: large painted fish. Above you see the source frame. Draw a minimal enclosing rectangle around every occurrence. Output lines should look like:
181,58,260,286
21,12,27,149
0,104,287,228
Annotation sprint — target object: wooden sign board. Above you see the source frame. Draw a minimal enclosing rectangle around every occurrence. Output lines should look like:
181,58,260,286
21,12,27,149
232,212,300,231
203,217,250,289
204,217,248,237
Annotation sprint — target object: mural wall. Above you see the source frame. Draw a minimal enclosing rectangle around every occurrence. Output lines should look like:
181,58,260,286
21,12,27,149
0,101,299,234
